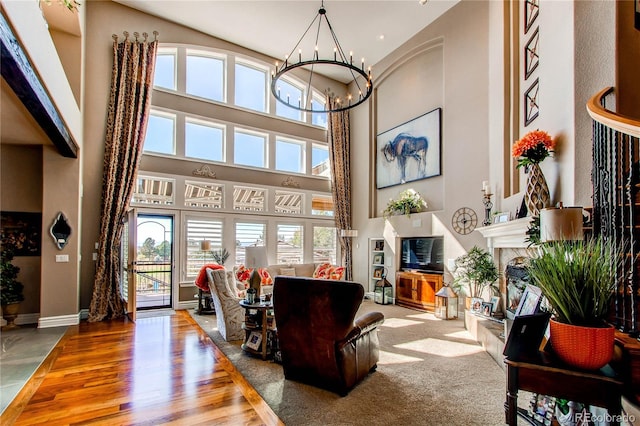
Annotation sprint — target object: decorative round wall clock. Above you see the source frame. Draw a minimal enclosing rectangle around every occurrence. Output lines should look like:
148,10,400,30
452,207,478,235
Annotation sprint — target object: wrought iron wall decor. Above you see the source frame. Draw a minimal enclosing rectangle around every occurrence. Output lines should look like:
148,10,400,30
524,27,539,80
524,0,539,34
524,78,539,126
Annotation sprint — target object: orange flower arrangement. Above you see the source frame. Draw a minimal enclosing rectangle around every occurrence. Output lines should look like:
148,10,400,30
512,130,555,169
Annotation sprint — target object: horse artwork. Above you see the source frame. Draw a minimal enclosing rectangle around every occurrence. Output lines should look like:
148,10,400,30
376,108,441,189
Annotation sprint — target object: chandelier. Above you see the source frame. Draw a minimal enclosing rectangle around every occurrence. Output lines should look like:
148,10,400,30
270,2,374,114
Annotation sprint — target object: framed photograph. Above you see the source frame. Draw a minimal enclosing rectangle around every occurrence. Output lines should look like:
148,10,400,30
515,284,542,317
524,0,539,34
470,297,483,314
374,240,384,251
524,27,539,80
373,267,383,278
376,108,442,189
524,78,539,126
481,302,494,316
373,254,383,265
503,312,551,361
494,212,511,224
527,393,556,426
490,296,500,314
245,331,262,351
0,211,42,256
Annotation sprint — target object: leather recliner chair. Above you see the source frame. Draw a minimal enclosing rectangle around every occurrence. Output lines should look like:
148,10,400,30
273,276,384,396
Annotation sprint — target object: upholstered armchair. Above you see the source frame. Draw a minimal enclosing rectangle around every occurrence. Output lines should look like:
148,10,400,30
273,276,384,396
206,268,245,342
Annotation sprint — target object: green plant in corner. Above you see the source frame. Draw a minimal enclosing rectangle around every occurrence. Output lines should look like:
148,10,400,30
382,189,426,219
452,246,499,299
1,247,24,306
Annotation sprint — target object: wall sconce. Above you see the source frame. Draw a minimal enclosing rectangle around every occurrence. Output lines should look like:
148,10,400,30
50,212,71,250
340,229,358,238
435,285,458,320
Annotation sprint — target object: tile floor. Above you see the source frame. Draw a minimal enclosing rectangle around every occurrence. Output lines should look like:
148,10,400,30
0,325,67,414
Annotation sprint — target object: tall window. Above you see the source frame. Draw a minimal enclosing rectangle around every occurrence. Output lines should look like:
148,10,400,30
143,111,176,155
186,51,224,102
154,50,176,90
311,93,327,128
234,130,267,168
275,77,303,122
185,119,224,162
235,222,266,265
312,144,330,177
276,138,305,173
313,226,337,264
235,61,267,112
277,224,303,264
185,217,223,278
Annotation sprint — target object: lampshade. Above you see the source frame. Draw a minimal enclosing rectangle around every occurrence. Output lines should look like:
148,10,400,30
245,246,268,269
200,240,211,251
540,206,583,242
340,229,358,238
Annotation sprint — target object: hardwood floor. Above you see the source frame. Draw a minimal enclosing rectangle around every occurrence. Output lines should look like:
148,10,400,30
3,311,282,426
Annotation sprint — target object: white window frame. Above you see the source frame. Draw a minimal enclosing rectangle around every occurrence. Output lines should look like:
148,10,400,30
275,137,306,174
144,109,177,156
234,58,269,113
233,128,269,169
154,47,178,91
185,49,227,103
184,117,226,163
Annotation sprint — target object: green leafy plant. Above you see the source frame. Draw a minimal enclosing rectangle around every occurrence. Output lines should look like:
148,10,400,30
526,237,622,327
42,0,81,12
525,215,541,247
211,248,230,266
452,246,499,299
1,247,24,306
382,189,426,219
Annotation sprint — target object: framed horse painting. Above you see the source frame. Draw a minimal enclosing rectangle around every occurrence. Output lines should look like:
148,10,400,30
376,108,442,189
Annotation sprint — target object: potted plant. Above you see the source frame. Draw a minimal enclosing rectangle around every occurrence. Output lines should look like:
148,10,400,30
382,189,426,219
452,246,499,304
526,237,621,370
212,248,230,265
1,247,24,329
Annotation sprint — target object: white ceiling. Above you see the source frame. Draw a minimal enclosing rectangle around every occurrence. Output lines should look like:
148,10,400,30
114,0,459,82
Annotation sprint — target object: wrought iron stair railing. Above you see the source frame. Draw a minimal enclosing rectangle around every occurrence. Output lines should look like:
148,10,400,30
589,87,640,335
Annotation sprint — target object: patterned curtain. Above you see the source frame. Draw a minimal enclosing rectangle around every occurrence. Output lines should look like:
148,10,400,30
327,99,353,281
88,32,158,322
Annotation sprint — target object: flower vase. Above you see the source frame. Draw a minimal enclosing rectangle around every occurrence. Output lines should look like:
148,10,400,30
524,163,550,216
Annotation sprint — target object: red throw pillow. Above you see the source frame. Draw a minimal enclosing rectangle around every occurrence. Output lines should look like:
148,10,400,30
195,263,224,291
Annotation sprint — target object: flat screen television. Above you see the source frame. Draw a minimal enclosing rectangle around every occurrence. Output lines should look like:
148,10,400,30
400,236,444,274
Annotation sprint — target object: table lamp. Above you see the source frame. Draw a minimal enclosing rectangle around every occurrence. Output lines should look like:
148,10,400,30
245,246,268,299
540,204,583,242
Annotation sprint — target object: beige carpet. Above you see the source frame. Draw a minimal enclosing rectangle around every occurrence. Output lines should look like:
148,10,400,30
190,300,515,425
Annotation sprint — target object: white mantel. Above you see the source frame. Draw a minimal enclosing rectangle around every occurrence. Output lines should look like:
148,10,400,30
475,217,531,250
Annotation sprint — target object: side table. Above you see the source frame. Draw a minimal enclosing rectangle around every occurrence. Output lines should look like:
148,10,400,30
239,300,276,360
504,356,624,426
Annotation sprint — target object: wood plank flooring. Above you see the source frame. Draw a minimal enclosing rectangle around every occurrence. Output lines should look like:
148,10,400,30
3,311,282,426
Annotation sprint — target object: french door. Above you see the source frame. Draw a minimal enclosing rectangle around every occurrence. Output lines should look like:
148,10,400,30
121,210,174,319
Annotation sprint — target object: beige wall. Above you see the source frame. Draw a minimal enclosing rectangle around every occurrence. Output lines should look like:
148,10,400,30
350,0,491,288
0,145,43,315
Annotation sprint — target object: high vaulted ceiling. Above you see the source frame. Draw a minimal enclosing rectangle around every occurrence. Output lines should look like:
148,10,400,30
114,0,459,82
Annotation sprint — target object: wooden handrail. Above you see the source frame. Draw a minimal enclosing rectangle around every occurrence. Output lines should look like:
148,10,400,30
586,87,640,138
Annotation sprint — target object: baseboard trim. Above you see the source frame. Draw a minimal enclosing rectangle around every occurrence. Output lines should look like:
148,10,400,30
79,309,89,320
38,313,80,328
0,312,40,326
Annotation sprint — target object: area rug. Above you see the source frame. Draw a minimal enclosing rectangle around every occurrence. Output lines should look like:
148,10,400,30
190,300,509,425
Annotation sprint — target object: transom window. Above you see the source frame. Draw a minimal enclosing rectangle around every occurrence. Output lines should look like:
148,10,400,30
184,181,224,209
275,190,303,215
132,176,175,205
186,50,225,102
185,119,224,162
276,138,305,173
233,186,266,212
235,61,267,113
312,194,334,216
234,130,267,168
143,111,176,155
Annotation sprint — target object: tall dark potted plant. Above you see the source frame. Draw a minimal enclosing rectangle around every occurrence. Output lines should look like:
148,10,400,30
1,247,24,329
526,237,621,370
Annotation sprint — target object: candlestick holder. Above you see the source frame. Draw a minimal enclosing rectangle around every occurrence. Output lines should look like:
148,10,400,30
482,192,493,226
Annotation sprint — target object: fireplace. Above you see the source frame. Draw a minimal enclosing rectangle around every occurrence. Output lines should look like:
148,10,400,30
505,257,529,319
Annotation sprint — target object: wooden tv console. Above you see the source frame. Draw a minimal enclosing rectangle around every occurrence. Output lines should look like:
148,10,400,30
395,271,443,312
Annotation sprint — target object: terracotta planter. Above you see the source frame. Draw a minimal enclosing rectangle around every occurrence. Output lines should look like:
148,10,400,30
549,319,614,370
2,303,20,329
